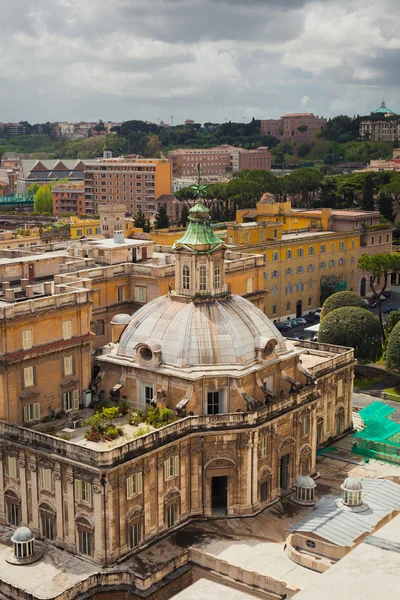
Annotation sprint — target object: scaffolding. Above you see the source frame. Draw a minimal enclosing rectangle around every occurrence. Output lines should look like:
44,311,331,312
352,401,400,464
320,276,347,304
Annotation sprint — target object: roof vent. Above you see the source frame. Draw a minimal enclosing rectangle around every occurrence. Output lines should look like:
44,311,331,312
114,230,125,245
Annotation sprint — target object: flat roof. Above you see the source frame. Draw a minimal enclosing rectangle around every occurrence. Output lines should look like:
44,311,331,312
87,237,151,249
171,579,256,600
0,250,69,265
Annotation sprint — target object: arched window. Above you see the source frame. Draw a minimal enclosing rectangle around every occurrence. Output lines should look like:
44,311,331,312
331,242,335,252
297,281,304,292
321,244,326,254
308,296,312,306
285,283,292,294
182,265,190,290
40,503,56,541
336,407,345,434
272,251,279,261
351,239,355,249
286,268,292,275
272,286,278,296
329,259,335,267
199,265,207,291
5,491,20,527
272,304,277,314
297,248,304,257
76,517,94,557
214,264,221,289
272,270,279,278
286,301,291,311
308,279,313,289
309,246,314,256
340,241,345,251
338,258,344,266
297,266,304,274
320,262,326,269
308,264,314,272
287,249,292,259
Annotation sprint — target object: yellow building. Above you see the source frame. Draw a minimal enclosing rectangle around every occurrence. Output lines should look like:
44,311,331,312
70,216,101,239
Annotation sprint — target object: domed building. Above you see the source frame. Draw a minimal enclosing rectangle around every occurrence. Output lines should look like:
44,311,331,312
100,202,310,416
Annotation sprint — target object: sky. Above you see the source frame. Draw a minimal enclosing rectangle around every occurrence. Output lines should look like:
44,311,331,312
1,0,400,124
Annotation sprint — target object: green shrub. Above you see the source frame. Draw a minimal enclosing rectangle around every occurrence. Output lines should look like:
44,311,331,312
386,321,400,374
160,408,175,424
320,291,366,322
146,406,160,426
129,409,144,426
318,306,382,363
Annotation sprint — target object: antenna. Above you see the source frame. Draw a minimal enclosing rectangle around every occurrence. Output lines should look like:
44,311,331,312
171,114,174,126
157,118,160,125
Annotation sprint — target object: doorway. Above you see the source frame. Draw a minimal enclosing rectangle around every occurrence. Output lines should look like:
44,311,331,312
280,453,290,490
360,277,366,297
211,476,228,515
28,263,35,281
296,300,302,318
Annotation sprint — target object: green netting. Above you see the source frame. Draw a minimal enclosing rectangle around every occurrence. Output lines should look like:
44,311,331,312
353,400,400,463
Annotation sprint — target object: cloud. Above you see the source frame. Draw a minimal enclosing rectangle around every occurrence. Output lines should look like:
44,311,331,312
0,0,399,122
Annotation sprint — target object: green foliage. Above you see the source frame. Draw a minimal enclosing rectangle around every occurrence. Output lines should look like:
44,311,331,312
129,408,144,426
34,184,52,213
154,205,170,229
134,209,146,229
386,321,400,374
102,406,120,425
318,306,382,363
84,406,122,442
179,203,190,227
378,192,396,223
384,310,400,354
320,291,366,321
144,135,162,157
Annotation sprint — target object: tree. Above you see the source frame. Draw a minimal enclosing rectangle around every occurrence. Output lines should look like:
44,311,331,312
318,306,382,364
357,253,400,339
93,119,106,132
378,191,396,223
360,174,375,211
34,184,52,213
179,204,189,227
320,291,366,322
134,209,146,229
145,135,162,157
383,310,400,354
154,205,169,229
386,321,400,374
27,183,40,196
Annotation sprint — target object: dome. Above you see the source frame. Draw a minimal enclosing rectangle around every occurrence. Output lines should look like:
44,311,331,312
342,477,362,492
111,313,131,325
11,527,34,543
295,475,316,489
116,294,288,368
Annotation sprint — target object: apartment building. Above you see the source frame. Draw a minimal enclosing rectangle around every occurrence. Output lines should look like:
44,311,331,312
167,145,271,178
84,157,172,216
0,279,92,424
0,123,27,136
17,159,87,194
52,182,85,215
261,113,327,142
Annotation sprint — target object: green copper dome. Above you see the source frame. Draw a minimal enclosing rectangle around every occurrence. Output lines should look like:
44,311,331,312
173,202,224,254
373,101,396,115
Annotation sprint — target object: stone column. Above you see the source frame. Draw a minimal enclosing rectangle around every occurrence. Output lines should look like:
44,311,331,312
311,409,317,475
54,468,64,546
93,483,104,564
18,456,28,525
29,461,39,532
0,450,5,522
65,469,76,550
144,456,157,539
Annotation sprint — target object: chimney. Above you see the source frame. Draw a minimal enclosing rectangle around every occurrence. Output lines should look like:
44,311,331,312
2,281,10,291
26,286,34,299
20,278,29,290
5,289,14,303
114,230,125,245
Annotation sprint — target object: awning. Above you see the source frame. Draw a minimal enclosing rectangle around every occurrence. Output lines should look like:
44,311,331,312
112,383,123,393
304,324,320,333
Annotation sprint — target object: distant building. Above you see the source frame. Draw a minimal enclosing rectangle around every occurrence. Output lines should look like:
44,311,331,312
17,159,88,194
99,203,126,237
261,113,327,142
0,123,27,136
52,182,85,215
359,101,399,141
167,145,271,178
84,157,172,216
361,148,400,172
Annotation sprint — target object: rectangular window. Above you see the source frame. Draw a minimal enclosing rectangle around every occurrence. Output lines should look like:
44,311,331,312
117,286,125,302
80,530,92,556
42,514,54,540
63,389,79,412
128,522,140,548
64,356,73,376
260,481,268,502
126,472,143,499
62,320,72,340
247,278,253,294
167,503,176,528
260,435,268,457
22,329,33,350
302,416,310,436
207,391,221,415
23,366,34,388
42,468,52,491
164,456,179,480
8,502,19,526
75,479,92,505
7,456,17,478
143,384,153,405
337,379,343,398
134,286,147,302
23,403,40,422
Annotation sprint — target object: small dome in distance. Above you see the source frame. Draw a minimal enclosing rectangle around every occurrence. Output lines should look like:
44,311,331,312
341,477,362,492
295,475,316,489
11,527,34,544
111,313,131,325
293,475,317,505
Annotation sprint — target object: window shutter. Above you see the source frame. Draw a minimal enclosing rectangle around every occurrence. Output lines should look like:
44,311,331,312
34,403,40,420
137,472,143,495
43,468,52,490
87,482,92,506
23,406,29,422
164,460,168,480
126,476,133,499
63,320,72,340
63,392,68,412
22,329,32,350
73,390,80,410
174,456,179,477
24,366,34,387
8,456,17,478
75,479,81,501
134,287,139,302
64,356,73,376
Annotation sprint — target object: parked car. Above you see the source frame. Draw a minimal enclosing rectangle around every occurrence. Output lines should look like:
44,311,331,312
314,308,322,319
288,319,299,327
276,323,291,332
383,291,391,298
304,314,316,323
383,305,398,314
379,294,387,301
363,298,377,308
295,318,308,326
